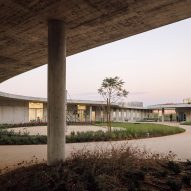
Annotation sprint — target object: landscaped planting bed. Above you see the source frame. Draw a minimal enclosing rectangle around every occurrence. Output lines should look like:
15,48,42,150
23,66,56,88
0,122,47,129
0,123,185,145
0,146,191,191
181,121,191,125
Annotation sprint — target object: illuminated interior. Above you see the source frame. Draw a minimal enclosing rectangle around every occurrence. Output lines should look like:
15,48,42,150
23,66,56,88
77,105,86,122
29,102,43,122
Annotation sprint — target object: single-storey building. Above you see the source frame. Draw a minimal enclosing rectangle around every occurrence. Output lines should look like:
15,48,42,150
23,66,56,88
1,91,191,124
0,91,152,124
148,103,191,122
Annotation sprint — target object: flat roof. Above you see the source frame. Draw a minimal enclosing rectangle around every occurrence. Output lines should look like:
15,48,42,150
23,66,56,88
0,1,191,82
148,103,191,109
0,91,151,109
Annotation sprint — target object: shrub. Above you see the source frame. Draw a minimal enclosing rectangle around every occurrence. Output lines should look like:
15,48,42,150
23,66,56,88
167,161,181,174
0,122,185,145
167,178,182,191
0,122,47,129
0,145,191,191
181,121,191,125
0,129,46,145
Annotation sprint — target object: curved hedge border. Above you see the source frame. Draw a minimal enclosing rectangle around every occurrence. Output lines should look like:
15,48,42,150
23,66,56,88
0,123,185,145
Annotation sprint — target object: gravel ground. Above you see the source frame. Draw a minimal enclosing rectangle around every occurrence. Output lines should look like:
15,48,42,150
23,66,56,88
6,125,109,136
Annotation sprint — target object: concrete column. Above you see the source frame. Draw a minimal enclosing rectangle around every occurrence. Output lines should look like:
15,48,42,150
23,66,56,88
126,110,128,121
162,108,165,122
130,110,133,121
110,108,113,121
47,20,66,166
121,109,124,122
89,106,92,122
116,109,119,122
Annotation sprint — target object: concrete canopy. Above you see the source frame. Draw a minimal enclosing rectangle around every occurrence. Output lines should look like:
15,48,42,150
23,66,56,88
0,0,191,82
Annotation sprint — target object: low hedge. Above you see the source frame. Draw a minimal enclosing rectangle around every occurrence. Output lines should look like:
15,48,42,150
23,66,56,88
0,130,47,145
0,122,47,129
0,124,185,145
180,121,191,125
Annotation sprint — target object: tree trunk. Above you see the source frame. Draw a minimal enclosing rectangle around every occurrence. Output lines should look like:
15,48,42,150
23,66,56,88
106,98,109,130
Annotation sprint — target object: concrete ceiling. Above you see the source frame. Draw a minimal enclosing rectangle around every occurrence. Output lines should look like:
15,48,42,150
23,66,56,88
0,0,191,82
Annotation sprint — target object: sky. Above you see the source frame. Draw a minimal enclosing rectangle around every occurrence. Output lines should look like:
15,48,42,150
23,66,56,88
0,18,190,106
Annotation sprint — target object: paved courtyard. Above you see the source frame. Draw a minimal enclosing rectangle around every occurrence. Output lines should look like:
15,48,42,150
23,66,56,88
0,123,191,170
6,125,110,136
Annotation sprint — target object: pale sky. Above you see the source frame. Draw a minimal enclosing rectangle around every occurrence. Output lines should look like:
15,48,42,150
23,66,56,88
0,18,191,106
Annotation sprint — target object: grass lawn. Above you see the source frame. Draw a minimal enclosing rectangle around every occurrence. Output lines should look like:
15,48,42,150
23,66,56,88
96,122,185,137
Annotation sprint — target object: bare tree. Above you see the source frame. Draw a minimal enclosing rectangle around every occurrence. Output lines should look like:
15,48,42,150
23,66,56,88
98,76,128,131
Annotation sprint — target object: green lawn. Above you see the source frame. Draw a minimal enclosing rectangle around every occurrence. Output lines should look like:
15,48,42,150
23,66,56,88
96,122,185,137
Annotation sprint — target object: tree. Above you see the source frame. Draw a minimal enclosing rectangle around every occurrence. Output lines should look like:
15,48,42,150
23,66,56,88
98,76,128,131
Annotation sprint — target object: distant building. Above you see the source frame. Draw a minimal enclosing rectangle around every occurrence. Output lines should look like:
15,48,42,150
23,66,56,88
0,92,152,124
148,103,191,122
183,98,191,104
0,91,191,124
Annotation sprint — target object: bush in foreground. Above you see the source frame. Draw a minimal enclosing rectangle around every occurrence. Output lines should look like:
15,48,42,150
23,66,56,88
0,146,191,191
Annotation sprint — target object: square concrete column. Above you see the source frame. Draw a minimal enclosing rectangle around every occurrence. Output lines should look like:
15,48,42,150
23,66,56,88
89,106,92,122
126,110,129,121
121,109,124,122
116,109,119,122
47,20,66,166
110,109,113,121
130,110,133,121
162,108,165,122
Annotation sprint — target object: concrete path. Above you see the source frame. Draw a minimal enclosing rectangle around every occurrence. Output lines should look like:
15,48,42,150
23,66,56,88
0,123,191,170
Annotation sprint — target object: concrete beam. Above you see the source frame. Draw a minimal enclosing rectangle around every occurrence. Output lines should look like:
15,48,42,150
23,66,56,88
47,20,66,166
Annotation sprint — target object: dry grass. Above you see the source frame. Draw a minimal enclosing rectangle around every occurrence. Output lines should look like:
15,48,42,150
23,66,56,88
0,145,191,191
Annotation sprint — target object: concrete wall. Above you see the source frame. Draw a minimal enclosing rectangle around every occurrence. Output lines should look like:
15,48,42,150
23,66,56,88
0,99,153,124
0,100,28,124
111,108,151,122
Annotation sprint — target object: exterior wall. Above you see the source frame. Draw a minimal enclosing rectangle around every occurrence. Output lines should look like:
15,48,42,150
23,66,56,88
176,108,191,122
186,111,191,121
0,98,153,124
110,108,152,122
0,100,28,124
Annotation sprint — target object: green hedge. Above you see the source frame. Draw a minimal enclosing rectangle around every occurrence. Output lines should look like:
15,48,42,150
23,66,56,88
0,123,185,145
180,121,191,125
0,122,47,129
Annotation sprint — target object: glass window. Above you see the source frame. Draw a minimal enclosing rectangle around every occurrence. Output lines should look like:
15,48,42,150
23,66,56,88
29,102,43,109
29,102,43,122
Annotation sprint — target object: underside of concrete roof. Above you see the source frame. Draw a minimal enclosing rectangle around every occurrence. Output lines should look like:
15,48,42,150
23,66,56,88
0,0,191,82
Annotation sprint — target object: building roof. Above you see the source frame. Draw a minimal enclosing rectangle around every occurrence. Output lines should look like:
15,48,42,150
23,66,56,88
0,91,151,109
1,1,191,82
148,103,191,109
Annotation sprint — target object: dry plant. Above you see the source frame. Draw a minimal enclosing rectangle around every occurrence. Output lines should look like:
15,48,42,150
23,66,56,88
0,144,191,191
